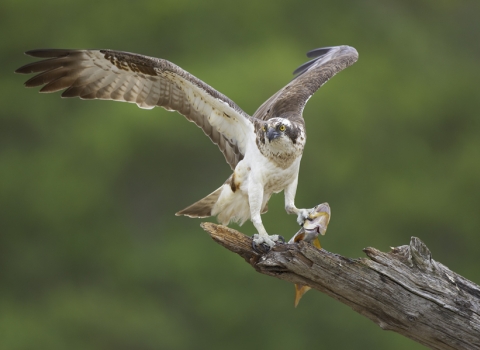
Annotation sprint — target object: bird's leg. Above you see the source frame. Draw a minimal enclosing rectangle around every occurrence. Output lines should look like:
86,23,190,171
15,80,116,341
249,183,283,253
251,211,284,252
251,218,277,252
284,178,314,225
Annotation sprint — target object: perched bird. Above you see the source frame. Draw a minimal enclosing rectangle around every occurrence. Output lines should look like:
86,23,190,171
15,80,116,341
289,202,331,307
16,46,358,252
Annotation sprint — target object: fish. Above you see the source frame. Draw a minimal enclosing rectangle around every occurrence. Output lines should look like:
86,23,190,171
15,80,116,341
289,202,331,307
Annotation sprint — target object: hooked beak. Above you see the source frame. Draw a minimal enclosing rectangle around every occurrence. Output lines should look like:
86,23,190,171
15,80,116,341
266,127,280,142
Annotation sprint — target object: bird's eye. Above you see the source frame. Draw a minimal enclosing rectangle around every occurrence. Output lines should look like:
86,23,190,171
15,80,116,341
279,125,286,131
262,125,267,132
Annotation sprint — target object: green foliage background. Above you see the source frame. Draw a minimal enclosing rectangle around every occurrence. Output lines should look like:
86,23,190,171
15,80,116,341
1,0,479,349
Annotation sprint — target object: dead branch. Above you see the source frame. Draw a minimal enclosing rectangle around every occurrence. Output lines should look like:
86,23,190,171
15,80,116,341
201,222,480,350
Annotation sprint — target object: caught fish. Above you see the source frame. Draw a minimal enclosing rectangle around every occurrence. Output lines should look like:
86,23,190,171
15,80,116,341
289,202,331,307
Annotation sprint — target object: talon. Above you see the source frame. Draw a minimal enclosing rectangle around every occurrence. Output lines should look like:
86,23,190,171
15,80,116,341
252,233,283,253
296,208,313,226
252,240,271,253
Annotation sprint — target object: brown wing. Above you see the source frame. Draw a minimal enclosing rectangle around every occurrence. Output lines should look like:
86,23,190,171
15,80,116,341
252,46,358,122
16,49,255,170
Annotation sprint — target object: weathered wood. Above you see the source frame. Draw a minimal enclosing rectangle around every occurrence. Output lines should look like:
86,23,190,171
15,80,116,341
201,222,480,350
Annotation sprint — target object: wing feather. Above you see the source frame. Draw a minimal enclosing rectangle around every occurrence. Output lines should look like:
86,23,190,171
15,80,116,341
40,74,79,93
16,49,254,170
253,45,358,122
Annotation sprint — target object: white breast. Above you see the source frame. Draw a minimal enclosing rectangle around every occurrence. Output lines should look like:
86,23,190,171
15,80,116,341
238,143,301,195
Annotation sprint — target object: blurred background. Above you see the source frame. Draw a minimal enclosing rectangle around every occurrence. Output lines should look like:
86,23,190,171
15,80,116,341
1,0,480,349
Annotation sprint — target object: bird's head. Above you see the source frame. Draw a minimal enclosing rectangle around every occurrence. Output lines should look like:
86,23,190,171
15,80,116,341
263,120,287,142
259,118,305,146
256,118,305,167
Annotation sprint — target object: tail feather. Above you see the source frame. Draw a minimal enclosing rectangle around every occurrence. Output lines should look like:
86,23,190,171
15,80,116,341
175,187,223,218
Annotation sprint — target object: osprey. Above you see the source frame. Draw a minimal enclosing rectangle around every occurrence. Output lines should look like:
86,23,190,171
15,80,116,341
16,45,358,252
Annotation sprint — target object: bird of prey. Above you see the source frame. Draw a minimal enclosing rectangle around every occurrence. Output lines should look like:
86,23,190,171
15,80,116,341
16,45,358,252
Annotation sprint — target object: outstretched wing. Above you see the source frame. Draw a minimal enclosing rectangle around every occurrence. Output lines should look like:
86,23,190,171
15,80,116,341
16,49,254,170
253,46,358,122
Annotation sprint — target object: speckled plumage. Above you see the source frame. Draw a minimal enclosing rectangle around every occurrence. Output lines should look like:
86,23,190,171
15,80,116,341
16,45,358,249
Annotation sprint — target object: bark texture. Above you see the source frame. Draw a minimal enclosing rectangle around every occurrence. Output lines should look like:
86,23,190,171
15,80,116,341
201,222,480,350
